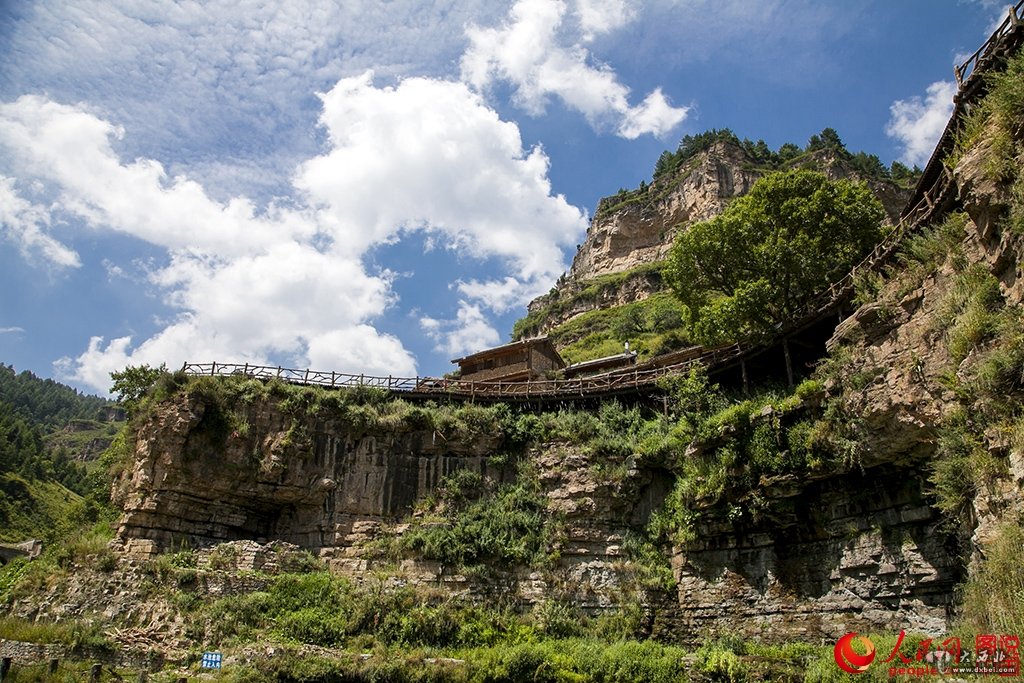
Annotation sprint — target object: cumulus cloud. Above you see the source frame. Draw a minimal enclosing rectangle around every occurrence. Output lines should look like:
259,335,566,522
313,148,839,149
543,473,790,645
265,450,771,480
885,81,957,167
421,302,501,358
0,95,413,388
461,0,687,138
575,0,635,40
0,175,80,268
295,71,587,318
0,1,506,199
1,80,586,390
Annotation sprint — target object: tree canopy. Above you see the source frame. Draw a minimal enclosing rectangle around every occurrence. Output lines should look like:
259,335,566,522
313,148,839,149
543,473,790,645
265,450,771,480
0,364,111,430
110,363,167,414
665,169,886,345
651,126,918,186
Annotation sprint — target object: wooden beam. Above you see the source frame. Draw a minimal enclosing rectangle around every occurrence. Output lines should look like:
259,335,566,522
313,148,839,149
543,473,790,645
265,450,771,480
783,338,794,388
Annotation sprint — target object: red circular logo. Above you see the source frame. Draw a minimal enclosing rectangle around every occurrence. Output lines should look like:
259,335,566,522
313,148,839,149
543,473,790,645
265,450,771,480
834,632,876,674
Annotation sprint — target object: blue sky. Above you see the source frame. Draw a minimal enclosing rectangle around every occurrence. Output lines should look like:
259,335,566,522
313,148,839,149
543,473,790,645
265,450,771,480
0,0,1008,394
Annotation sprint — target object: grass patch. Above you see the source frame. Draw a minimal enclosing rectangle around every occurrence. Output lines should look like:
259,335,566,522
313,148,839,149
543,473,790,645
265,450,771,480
959,520,1024,635
399,464,557,568
0,616,110,650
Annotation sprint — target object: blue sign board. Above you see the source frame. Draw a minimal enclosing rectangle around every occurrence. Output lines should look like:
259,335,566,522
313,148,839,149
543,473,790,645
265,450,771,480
201,652,223,669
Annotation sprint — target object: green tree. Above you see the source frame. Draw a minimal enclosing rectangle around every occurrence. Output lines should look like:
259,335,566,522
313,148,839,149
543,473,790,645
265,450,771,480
890,160,921,186
110,363,167,413
806,127,851,158
849,151,889,179
665,169,885,345
612,306,646,342
777,142,802,164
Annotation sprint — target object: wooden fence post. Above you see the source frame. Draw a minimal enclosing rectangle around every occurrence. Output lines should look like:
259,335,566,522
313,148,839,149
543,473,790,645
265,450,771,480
783,339,794,388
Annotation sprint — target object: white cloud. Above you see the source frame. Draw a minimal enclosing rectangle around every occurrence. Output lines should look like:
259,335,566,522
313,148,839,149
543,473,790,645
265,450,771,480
1,2,507,192
295,71,587,287
421,302,501,358
1,79,586,391
0,327,26,335
576,0,635,40
0,175,80,268
620,88,688,140
0,96,306,257
0,95,415,389
455,276,546,315
461,0,687,138
885,81,957,167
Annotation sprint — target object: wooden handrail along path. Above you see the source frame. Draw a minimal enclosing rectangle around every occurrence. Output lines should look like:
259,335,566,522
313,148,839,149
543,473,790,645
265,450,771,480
183,14,1023,404
182,343,745,402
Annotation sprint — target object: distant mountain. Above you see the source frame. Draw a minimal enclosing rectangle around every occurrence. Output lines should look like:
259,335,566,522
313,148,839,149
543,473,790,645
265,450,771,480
0,364,125,542
0,364,114,431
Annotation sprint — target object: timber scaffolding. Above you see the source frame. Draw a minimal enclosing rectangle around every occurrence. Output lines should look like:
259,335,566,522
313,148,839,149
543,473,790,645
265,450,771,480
184,8,1024,404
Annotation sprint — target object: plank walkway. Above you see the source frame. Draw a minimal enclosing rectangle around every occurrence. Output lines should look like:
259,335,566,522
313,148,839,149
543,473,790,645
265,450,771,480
183,10,1023,403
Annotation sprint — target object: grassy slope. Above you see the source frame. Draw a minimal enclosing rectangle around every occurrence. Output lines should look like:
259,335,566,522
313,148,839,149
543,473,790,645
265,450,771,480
0,474,82,543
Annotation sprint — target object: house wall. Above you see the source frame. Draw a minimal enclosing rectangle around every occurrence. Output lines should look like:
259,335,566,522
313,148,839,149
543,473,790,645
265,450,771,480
460,361,530,382
529,346,564,375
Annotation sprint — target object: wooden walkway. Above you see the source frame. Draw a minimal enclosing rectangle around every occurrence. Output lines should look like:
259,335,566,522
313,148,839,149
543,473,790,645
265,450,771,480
183,343,745,402
183,10,1023,404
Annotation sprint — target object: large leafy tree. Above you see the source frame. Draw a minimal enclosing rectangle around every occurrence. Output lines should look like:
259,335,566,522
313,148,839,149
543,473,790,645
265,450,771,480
665,169,885,345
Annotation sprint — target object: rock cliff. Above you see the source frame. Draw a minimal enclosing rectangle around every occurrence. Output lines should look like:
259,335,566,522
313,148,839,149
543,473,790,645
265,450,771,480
103,110,1024,645
521,140,912,340
114,392,505,558
660,108,1024,639
570,141,761,282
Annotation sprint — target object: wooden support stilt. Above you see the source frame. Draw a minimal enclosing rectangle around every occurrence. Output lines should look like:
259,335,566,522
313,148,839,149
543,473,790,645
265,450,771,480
741,360,749,395
783,339,794,388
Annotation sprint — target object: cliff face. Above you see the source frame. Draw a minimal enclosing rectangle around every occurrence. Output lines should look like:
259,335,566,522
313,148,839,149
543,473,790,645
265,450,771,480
114,393,505,558
521,142,912,340
663,115,1024,639
105,94,1024,645
112,385,966,643
570,141,761,282
666,471,958,639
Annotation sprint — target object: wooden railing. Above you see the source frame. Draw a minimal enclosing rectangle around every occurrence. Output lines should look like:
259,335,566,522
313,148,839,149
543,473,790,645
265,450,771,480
955,0,1024,87
182,343,744,401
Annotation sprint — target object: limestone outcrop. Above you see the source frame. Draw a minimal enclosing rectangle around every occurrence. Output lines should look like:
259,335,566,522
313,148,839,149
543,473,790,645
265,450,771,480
521,141,913,339
106,119,1019,646
114,393,504,558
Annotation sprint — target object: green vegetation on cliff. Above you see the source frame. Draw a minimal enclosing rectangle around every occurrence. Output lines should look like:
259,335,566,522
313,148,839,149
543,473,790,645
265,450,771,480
652,126,919,187
666,169,885,345
5,42,1024,683
515,139,899,364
